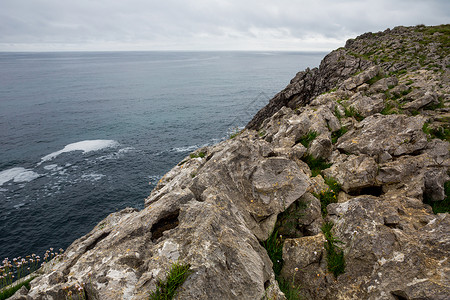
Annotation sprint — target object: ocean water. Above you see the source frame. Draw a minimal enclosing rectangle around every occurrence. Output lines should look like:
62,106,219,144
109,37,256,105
0,51,324,259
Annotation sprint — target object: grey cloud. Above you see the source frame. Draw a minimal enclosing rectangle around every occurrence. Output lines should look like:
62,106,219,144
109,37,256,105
0,0,449,50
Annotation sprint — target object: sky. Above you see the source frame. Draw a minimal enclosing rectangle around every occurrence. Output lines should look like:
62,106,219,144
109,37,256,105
0,0,449,52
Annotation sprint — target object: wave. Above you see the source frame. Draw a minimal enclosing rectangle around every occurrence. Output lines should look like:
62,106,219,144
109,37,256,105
80,173,105,182
169,138,225,154
0,167,41,186
96,147,135,161
39,140,119,164
171,145,200,153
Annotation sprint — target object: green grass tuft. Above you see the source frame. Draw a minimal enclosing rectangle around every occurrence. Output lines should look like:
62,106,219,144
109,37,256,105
190,151,205,159
276,276,304,300
296,131,318,148
313,177,341,217
303,155,332,177
344,106,364,122
423,123,450,142
331,127,348,144
0,276,36,300
261,230,284,276
229,127,243,139
365,73,385,85
149,262,191,300
321,222,345,278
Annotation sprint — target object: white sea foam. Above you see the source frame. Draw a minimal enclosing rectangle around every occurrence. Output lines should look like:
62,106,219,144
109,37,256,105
97,147,135,161
0,167,41,186
81,173,105,181
39,140,119,164
172,145,200,153
43,164,59,171
169,138,223,154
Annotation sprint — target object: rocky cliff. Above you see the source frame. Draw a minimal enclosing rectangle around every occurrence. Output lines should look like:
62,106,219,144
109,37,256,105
10,24,449,300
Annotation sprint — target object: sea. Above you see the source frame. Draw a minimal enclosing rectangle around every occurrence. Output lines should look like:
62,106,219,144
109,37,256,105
0,51,325,260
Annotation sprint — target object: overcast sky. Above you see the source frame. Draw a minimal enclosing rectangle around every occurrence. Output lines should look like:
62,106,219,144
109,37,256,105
0,0,449,52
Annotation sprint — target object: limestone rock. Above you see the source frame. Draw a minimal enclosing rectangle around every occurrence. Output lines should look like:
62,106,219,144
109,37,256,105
323,154,378,194
340,66,382,91
337,114,428,157
23,133,310,299
402,90,440,111
281,234,328,300
347,93,385,117
282,195,450,299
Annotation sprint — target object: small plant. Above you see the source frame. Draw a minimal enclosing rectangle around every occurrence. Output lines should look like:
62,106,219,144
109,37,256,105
63,283,86,300
423,123,450,142
344,106,364,122
277,274,303,300
426,97,445,110
321,222,345,278
296,131,318,148
258,130,266,137
365,73,384,85
229,127,243,139
313,177,341,216
0,276,36,300
303,155,332,177
380,101,399,115
1,248,63,290
424,181,450,214
331,127,348,144
189,151,205,159
261,230,284,276
149,261,192,300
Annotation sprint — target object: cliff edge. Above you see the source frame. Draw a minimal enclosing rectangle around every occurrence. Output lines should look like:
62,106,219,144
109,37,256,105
10,24,450,300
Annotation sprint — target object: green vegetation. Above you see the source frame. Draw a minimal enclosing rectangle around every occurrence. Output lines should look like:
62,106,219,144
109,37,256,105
365,73,385,85
276,276,303,300
261,229,284,276
424,181,450,214
426,96,445,110
0,276,36,300
189,151,205,159
344,106,364,122
313,177,341,217
414,24,450,52
149,261,192,300
380,101,399,115
229,127,243,139
303,155,332,177
296,131,318,148
331,127,348,144
423,122,450,142
261,225,304,299
1,248,63,291
321,222,346,278
258,130,266,137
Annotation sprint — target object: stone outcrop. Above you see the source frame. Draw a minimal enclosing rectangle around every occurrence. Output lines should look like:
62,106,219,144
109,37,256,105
12,24,450,299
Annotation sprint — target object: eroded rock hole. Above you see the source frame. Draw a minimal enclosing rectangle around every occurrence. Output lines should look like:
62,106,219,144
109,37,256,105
264,280,270,290
391,290,409,300
151,209,180,242
349,185,383,197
